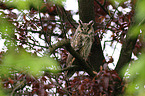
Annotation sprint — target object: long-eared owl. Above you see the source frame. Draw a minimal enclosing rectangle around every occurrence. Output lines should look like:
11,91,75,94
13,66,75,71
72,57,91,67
66,20,94,77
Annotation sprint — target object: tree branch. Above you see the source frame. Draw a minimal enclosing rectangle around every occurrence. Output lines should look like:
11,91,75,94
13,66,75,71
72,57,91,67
56,6,77,29
65,43,95,77
115,27,139,76
45,38,95,77
115,17,145,77
49,39,70,54
95,0,110,16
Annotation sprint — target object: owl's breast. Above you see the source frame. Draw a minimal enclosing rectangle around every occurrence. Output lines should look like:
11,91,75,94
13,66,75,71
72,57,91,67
79,34,93,59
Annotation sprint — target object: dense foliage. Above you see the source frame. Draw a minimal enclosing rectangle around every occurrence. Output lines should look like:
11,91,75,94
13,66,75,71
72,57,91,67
0,0,145,95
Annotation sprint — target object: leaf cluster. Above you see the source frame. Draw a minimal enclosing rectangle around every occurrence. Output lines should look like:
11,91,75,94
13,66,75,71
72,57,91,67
0,0,145,95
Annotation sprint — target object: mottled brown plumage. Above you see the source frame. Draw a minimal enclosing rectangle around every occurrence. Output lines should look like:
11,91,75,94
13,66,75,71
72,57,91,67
66,20,94,77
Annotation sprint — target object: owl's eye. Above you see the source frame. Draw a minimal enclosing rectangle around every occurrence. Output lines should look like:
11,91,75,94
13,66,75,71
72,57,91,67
80,27,90,33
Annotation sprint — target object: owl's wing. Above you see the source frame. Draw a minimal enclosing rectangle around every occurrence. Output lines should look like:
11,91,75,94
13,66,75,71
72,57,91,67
72,33,83,51
66,32,81,66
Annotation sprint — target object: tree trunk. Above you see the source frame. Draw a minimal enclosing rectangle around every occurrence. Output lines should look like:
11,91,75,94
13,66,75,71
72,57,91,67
78,0,105,72
116,24,139,77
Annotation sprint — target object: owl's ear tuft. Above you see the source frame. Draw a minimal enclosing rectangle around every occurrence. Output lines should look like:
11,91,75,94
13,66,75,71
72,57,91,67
88,20,94,26
78,20,83,26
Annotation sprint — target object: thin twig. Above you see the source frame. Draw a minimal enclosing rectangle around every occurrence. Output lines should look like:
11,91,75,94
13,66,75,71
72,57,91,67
10,80,26,96
38,6,50,46
95,0,110,16
54,76,71,95
56,5,77,29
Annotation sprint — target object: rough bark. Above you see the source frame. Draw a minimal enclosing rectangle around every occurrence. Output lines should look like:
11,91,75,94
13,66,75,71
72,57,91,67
115,27,139,77
49,39,70,54
115,1,142,77
78,0,105,72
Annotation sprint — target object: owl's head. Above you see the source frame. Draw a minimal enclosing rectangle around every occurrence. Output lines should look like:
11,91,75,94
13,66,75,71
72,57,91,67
78,20,94,34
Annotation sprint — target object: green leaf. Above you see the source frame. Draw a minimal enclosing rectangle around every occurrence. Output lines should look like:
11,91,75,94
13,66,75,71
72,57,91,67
135,0,145,23
0,49,60,76
128,25,140,38
49,0,66,5
110,0,127,5
5,0,43,10
124,54,145,95
0,17,14,36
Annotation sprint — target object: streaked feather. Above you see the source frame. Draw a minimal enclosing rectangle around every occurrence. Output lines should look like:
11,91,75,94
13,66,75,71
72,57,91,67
66,20,94,77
